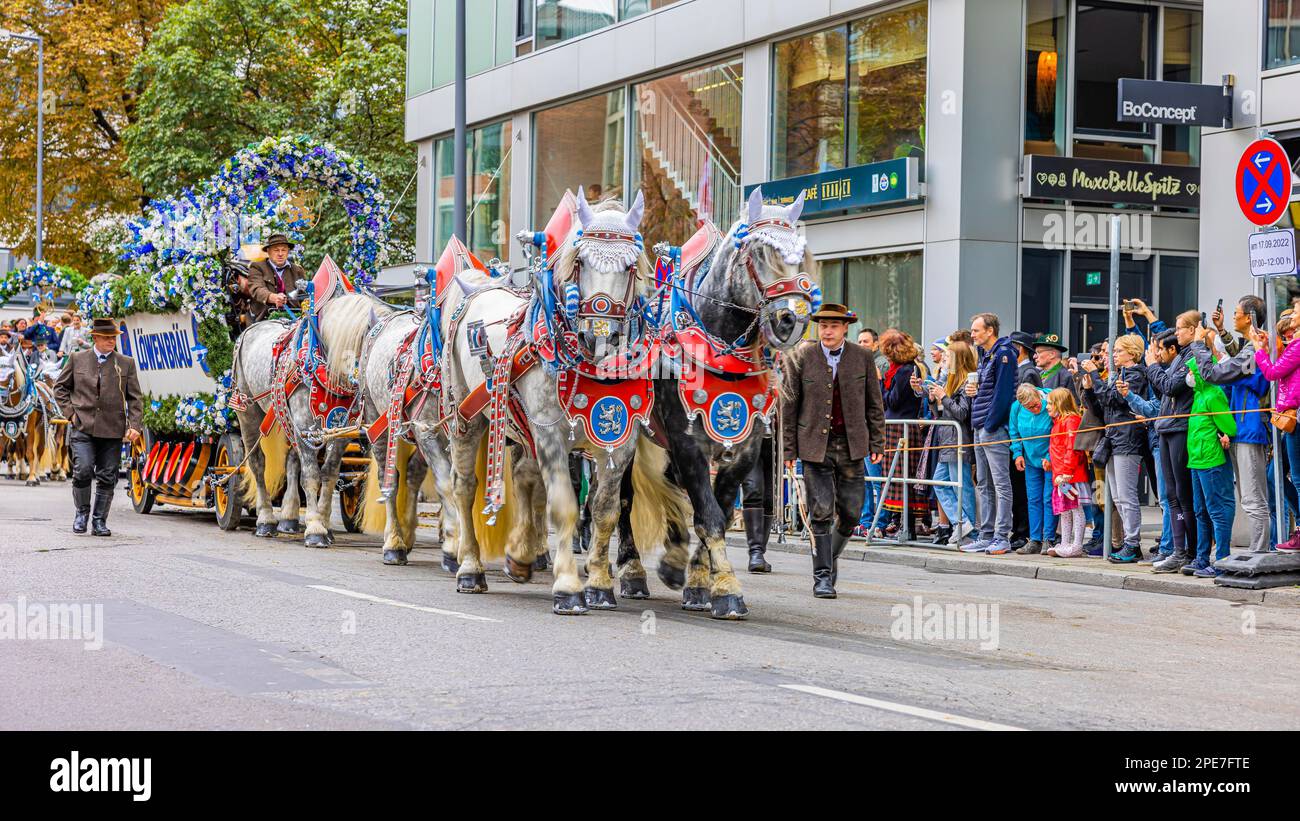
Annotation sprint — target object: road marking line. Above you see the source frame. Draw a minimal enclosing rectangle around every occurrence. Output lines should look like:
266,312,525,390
308,585,502,623
779,684,1026,731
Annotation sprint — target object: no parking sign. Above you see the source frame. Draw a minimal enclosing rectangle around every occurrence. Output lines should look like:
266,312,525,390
1236,138,1292,227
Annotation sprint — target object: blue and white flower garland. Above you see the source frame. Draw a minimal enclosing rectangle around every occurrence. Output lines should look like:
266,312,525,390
0,261,88,307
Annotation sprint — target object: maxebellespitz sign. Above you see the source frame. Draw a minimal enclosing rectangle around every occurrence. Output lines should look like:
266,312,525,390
1023,155,1200,208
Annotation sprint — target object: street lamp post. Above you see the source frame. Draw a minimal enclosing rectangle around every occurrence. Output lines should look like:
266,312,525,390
1,29,45,261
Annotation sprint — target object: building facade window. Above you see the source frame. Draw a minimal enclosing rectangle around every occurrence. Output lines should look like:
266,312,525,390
819,251,923,337
1024,0,1068,156
631,57,743,245
1266,0,1300,70
1021,248,1064,338
1161,6,1202,166
772,1,927,180
1073,2,1155,139
533,90,626,223
406,0,516,97
433,121,513,264
533,0,678,50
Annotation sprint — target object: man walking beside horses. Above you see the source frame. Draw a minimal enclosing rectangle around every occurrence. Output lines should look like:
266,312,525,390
53,318,143,537
782,304,887,599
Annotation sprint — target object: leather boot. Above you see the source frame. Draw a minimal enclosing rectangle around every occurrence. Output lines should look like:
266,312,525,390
811,532,836,598
830,529,850,587
743,508,772,573
91,488,113,537
72,484,91,534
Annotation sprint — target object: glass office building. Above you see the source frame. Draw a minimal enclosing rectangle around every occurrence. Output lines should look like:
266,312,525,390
404,0,1299,350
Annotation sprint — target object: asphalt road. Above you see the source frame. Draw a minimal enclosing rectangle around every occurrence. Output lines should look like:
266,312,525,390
3,481,1299,731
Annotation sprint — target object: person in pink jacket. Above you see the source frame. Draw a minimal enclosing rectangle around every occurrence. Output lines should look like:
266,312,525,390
1252,314,1300,551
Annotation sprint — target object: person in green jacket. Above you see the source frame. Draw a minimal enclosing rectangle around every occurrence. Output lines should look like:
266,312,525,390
1009,383,1055,554
1185,357,1236,577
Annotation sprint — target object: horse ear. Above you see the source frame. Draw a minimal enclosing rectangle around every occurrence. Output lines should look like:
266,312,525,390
747,187,763,224
577,186,595,228
625,189,645,231
787,189,806,224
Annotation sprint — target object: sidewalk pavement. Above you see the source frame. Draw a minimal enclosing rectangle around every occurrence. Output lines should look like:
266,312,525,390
724,532,1300,607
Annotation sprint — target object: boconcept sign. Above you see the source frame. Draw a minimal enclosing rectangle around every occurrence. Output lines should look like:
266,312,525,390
1116,78,1233,128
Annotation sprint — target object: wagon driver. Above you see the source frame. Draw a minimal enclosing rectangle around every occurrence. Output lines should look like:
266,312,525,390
248,233,307,322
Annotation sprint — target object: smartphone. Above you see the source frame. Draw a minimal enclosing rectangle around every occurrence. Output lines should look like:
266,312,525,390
1201,311,1207,327
1123,300,1137,311
1216,298,1224,315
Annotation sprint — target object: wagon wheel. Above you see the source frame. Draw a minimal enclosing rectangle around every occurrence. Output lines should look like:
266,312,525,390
214,432,243,531
339,479,365,533
129,430,156,514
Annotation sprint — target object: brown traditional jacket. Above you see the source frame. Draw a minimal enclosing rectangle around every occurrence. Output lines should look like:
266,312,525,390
247,259,307,321
781,339,886,463
53,349,143,440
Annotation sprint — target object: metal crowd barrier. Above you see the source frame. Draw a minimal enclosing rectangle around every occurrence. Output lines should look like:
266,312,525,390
864,417,968,550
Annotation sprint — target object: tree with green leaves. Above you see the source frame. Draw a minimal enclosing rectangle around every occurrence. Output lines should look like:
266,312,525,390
124,0,414,268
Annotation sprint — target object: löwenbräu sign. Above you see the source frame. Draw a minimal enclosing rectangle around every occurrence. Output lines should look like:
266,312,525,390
1023,155,1200,208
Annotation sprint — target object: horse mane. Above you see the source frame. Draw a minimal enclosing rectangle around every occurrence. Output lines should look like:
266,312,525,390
715,215,819,290
319,292,393,387
552,197,653,294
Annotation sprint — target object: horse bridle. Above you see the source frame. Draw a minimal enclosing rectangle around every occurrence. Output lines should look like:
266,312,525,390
726,217,819,343
563,228,645,359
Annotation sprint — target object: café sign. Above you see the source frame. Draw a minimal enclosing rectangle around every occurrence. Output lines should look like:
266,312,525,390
1023,155,1200,208
745,157,920,217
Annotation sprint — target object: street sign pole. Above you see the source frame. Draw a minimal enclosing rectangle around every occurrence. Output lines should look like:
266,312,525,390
1265,264,1288,544
1102,215,1120,561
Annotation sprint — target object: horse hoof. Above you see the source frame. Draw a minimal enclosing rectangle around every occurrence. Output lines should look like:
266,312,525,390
325,530,336,546
710,594,749,620
304,532,330,548
276,519,299,535
657,563,686,591
620,577,651,599
456,573,488,594
254,523,277,538
25,480,38,487
583,587,617,610
533,552,550,572
382,549,409,566
440,553,460,574
681,587,711,611
503,555,534,584
552,592,588,615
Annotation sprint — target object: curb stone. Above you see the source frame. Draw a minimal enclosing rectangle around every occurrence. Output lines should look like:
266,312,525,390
726,534,1299,606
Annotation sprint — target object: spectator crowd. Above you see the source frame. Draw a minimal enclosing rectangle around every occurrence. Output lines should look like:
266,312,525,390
0,309,92,370
848,295,1297,577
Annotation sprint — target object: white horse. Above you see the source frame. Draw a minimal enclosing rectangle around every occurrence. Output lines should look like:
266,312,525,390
356,307,460,570
441,189,680,614
231,292,394,545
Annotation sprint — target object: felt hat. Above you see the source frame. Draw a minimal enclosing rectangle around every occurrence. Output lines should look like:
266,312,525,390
262,233,295,252
810,303,858,323
1032,331,1067,352
89,317,119,337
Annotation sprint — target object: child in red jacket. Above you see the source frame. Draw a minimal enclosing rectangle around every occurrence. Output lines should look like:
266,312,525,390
1045,388,1093,558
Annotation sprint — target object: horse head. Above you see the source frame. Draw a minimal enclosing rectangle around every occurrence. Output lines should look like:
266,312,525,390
557,187,650,362
715,187,819,351
0,351,27,409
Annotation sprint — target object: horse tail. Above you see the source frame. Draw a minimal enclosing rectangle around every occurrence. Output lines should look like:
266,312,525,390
470,435,514,562
239,424,288,507
629,436,691,557
359,438,417,538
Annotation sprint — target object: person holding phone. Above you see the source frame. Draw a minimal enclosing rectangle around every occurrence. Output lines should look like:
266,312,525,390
1146,315,1201,572
1189,295,1270,554
1252,311,1300,553
927,341,978,546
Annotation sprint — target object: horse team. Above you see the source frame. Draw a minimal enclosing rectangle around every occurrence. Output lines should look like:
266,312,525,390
213,186,820,620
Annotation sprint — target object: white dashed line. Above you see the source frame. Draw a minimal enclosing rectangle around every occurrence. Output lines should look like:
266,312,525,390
779,684,1026,731
308,585,502,623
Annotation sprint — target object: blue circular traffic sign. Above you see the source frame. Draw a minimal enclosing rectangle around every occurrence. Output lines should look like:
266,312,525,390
1236,138,1292,227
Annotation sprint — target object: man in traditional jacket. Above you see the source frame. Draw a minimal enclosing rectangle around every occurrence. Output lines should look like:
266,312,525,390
54,318,143,536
